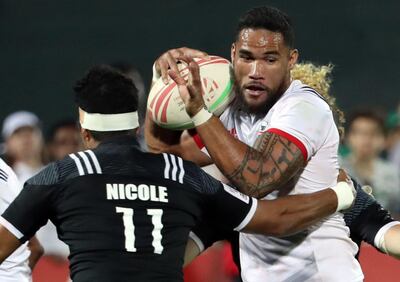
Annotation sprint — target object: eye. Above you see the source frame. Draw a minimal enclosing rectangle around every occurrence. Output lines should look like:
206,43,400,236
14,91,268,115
239,54,253,61
265,57,277,63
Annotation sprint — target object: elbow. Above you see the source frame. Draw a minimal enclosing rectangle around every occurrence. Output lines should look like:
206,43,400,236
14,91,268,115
28,238,44,259
33,244,45,259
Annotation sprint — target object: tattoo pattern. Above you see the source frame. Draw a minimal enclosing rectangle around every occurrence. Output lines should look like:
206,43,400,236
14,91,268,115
225,132,304,198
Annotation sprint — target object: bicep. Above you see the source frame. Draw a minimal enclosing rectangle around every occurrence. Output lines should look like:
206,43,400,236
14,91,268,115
184,237,201,267
227,131,306,198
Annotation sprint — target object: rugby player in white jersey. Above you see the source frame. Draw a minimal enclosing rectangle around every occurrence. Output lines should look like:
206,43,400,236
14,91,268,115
0,159,43,282
146,6,365,282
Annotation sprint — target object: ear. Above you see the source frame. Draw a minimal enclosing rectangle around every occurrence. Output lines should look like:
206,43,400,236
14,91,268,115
80,128,91,143
288,49,299,70
230,43,236,64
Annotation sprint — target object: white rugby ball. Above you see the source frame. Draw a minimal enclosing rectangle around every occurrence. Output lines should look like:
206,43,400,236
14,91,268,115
147,56,234,130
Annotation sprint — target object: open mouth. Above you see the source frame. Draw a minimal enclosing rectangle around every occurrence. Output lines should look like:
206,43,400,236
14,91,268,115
244,83,267,97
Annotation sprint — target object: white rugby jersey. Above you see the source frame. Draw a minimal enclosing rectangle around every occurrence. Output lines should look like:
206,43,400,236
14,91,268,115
0,159,31,282
197,80,364,281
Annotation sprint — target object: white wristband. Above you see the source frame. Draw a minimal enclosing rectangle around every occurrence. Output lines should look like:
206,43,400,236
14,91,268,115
192,108,213,127
331,182,356,212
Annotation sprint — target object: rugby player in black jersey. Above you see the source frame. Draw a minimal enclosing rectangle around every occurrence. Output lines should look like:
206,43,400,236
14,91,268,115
0,65,356,282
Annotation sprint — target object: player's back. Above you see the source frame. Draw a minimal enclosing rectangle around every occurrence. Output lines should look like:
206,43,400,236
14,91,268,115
51,136,208,281
2,135,256,281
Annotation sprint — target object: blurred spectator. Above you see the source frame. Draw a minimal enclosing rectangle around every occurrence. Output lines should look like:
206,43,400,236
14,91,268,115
1,112,70,276
340,109,400,215
386,104,400,171
1,111,44,183
110,62,147,150
46,119,82,162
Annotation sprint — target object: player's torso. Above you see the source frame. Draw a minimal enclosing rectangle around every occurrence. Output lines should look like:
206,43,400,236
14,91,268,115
221,81,340,196
55,145,205,282
220,81,363,281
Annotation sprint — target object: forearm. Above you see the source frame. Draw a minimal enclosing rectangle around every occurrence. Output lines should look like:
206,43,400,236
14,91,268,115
144,114,182,154
246,189,337,237
0,224,21,265
28,236,44,270
196,116,304,198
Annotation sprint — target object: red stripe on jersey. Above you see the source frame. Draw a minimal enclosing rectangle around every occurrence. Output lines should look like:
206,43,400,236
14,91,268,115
192,134,205,149
267,128,308,161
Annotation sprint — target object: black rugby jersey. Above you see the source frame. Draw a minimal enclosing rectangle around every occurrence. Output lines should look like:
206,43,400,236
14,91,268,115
1,135,256,282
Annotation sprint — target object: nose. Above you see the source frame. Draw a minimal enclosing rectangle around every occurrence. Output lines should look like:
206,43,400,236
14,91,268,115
248,61,264,80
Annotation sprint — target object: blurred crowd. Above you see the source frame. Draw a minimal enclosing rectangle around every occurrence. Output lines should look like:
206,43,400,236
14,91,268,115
0,63,399,281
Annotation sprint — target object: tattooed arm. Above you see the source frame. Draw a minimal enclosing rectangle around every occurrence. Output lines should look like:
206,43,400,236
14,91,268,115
194,116,305,198
167,62,308,198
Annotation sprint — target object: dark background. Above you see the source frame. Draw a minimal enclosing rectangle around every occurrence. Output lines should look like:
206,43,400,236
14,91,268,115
1,0,399,131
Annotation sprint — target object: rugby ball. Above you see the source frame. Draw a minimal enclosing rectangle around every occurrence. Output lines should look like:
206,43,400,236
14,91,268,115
147,56,234,130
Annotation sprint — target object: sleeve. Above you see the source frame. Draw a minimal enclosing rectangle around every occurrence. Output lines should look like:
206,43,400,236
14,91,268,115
190,214,234,251
267,96,333,161
199,168,258,232
0,164,59,243
344,179,396,250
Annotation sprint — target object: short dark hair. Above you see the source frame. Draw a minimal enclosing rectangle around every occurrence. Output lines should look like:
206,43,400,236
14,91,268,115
236,6,295,48
347,109,386,135
74,65,139,141
110,62,147,127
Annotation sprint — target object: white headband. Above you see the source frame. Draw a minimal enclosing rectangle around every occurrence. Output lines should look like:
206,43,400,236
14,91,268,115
80,110,139,131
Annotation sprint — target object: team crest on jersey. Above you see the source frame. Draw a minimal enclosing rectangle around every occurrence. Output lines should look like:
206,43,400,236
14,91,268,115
258,121,269,134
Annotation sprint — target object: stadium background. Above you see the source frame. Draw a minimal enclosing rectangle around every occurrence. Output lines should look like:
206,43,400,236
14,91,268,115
1,0,400,281
1,0,399,125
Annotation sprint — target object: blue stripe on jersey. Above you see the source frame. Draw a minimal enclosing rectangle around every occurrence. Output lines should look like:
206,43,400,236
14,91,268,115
301,86,326,102
0,169,8,181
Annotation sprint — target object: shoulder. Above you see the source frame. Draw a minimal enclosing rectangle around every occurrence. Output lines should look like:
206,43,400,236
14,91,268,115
0,158,20,193
279,80,331,113
25,162,60,186
0,158,12,183
26,151,93,186
161,152,222,195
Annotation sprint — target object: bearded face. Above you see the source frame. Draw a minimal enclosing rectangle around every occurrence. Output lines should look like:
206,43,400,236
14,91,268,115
230,28,298,114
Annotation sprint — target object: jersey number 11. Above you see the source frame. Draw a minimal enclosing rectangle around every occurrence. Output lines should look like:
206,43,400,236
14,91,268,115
116,206,164,254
